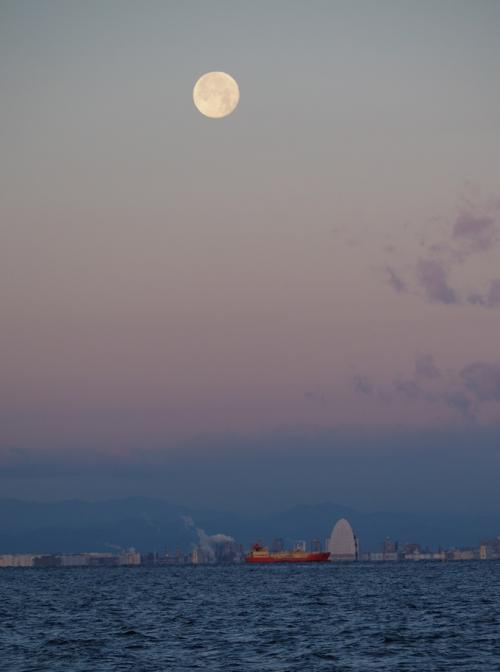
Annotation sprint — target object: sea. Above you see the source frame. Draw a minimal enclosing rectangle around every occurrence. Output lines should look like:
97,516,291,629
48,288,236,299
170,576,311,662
1,562,500,671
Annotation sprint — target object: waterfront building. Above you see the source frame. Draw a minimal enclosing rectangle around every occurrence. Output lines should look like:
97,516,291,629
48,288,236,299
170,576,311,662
447,548,478,561
33,555,62,567
479,537,500,560
328,518,359,561
380,537,399,560
118,549,141,566
191,547,202,564
0,554,36,568
60,555,89,567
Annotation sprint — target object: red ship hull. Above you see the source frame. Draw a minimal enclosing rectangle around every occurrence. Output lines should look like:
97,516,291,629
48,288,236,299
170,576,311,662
245,551,330,563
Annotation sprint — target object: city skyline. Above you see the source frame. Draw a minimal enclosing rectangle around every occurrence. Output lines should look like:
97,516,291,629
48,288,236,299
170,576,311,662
2,514,500,564
1,495,499,556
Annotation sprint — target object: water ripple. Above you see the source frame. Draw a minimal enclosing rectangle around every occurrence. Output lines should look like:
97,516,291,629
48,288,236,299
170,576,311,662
1,562,500,671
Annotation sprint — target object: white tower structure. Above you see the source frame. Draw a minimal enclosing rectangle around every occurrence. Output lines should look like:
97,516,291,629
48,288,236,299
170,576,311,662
328,518,358,561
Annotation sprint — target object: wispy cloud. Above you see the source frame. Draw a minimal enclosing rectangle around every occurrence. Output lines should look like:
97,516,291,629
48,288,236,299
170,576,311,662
393,379,422,401
415,353,440,380
384,194,500,308
353,375,375,397
461,362,500,403
443,388,475,422
385,266,407,293
417,259,458,305
354,354,500,423
304,390,326,404
468,278,500,309
453,213,498,257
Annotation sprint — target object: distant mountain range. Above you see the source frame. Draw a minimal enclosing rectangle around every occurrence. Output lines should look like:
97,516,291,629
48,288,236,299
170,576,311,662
0,498,498,554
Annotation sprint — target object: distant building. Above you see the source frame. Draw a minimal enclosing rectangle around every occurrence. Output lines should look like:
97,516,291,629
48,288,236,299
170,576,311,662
328,518,359,561
0,554,36,568
118,549,141,566
0,551,141,568
381,538,399,560
191,547,202,564
189,545,214,564
310,539,322,552
403,543,421,556
479,537,500,560
33,555,62,568
141,552,159,566
383,537,397,554
84,553,117,567
60,555,89,567
448,548,477,561
214,541,242,563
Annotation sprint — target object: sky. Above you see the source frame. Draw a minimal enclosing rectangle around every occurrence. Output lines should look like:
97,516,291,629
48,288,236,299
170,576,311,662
1,1,500,509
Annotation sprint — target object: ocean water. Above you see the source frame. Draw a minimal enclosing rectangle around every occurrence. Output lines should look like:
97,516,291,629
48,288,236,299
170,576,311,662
1,562,500,671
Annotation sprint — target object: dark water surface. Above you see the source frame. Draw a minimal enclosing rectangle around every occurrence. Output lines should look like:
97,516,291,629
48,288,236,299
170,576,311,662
1,562,500,671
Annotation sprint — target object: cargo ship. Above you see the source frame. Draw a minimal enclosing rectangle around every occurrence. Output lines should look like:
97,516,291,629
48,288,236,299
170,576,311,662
245,543,330,563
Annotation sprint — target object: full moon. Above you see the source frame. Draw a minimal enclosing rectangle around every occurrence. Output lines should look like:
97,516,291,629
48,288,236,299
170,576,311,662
193,71,240,119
